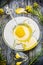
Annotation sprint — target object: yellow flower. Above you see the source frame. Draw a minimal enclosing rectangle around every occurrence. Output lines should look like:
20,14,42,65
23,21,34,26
33,2,39,8
0,8,4,15
25,6,33,13
16,62,22,65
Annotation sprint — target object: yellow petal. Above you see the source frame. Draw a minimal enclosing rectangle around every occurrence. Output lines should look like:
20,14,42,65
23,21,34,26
15,53,21,59
16,62,22,65
0,8,4,14
15,8,25,14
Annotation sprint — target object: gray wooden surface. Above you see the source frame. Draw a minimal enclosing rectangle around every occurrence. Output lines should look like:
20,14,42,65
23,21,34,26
0,0,43,65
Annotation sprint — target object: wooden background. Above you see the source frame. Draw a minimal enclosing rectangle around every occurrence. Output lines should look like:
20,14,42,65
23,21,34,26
0,0,43,65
